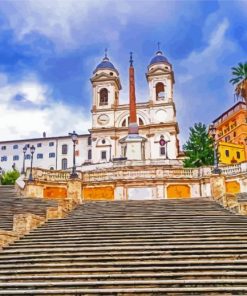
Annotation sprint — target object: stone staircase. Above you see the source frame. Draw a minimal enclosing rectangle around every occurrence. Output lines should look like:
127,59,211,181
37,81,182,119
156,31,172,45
1,198,247,295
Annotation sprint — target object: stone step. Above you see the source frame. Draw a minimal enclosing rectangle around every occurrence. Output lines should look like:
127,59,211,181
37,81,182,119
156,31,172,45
0,253,245,265
1,265,247,275
7,239,247,249
1,271,247,282
2,278,247,289
15,232,247,242
1,286,247,295
1,259,247,270
3,243,247,254
1,248,247,260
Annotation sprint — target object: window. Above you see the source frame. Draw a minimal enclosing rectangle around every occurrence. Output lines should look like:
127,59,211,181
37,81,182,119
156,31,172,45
139,118,144,126
50,167,54,170
225,150,229,157
37,153,43,159
236,151,241,159
1,146,6,151
37,143,42,147
88,137,92,146
102,139,106,144
225,136,230,142
62,158,67,170
49,153,55,158
156,82,165,100
25,154,31,160
99,88,108,106
160,147,166,155
49,142,54,147
13,155,19,161
88,149,92,160
13,144,18,149
101,151,107,160
1,156,7,162
62,144,68,154
233,132,236,137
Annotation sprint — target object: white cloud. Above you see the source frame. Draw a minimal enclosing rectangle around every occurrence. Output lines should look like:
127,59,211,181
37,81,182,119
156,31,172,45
174,18,237,144
0,73,90,141
1,0,180,51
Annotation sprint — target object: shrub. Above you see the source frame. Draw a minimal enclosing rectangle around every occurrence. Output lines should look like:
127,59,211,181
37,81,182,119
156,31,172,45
0,170,20,185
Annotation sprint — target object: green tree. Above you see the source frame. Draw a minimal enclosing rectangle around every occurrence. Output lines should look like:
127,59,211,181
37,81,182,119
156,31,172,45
230,62,247,104
0,170,20,185
183,123,214,168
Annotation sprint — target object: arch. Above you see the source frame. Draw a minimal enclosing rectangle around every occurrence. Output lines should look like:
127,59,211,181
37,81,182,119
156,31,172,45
116,110,149,128
156,82,165,100
99,88,108,106
96,137,111,146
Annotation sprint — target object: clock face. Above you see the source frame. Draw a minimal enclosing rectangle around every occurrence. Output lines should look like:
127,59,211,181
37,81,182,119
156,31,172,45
97,114,110,125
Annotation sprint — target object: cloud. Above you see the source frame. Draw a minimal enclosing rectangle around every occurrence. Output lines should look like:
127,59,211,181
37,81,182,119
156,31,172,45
0,0,187,52
174,17,246,144
0,72,90,140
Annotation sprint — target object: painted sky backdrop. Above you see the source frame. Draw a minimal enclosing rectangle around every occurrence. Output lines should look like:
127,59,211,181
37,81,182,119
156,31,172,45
0,0,246,143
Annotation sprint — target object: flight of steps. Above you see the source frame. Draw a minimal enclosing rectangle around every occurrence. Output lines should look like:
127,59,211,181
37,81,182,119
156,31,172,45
1,198,247,295
0,185,58,231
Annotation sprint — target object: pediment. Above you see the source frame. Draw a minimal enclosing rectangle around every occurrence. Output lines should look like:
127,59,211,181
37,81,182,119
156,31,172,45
148,67,171,75
91,72,115,82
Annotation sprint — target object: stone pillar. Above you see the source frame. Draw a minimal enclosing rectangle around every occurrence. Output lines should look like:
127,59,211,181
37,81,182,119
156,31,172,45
210,175,226,205
67,179,82,204
24,182,43,198
115,185,124,200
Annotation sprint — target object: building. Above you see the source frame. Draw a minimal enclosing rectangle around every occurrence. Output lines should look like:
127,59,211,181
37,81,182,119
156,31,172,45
90,49,180,163
0,48,181,173
0,134,91,173
213,101,247,164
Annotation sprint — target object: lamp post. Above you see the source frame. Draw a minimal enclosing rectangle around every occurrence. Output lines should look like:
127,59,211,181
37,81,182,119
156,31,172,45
28,145,36,182
209,123,221,174
69,131,78,178
21,145,27,174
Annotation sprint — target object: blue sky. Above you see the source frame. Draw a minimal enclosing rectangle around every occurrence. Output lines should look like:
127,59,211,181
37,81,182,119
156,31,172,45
0,0,246,143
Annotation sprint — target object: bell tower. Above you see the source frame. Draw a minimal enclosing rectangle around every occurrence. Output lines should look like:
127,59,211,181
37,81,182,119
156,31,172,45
91,50,122,112
146,45,174,104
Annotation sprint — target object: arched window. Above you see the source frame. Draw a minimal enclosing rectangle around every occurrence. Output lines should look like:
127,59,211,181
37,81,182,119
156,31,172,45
156,82,165,100
139,118,144,126
61,158,67,170
99,88,108,106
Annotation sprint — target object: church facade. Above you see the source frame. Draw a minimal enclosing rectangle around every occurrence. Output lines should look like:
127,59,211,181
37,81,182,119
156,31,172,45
0,48,182,173
90,49,181,164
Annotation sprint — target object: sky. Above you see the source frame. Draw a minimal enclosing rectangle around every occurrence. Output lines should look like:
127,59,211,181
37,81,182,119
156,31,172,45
0,0,246,143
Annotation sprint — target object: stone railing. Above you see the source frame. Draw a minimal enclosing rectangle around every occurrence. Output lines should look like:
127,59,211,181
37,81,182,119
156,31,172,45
25,167,82,182
25,162,247,184
220,162,247,176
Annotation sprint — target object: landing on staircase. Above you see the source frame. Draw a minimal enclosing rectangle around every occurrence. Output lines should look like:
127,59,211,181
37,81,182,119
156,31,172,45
1,198,247,295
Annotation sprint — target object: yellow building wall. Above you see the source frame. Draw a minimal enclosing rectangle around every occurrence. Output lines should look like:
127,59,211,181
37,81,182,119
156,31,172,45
83,186,114,201
218,142,245,164
167,185,191,199
226,181,240,194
